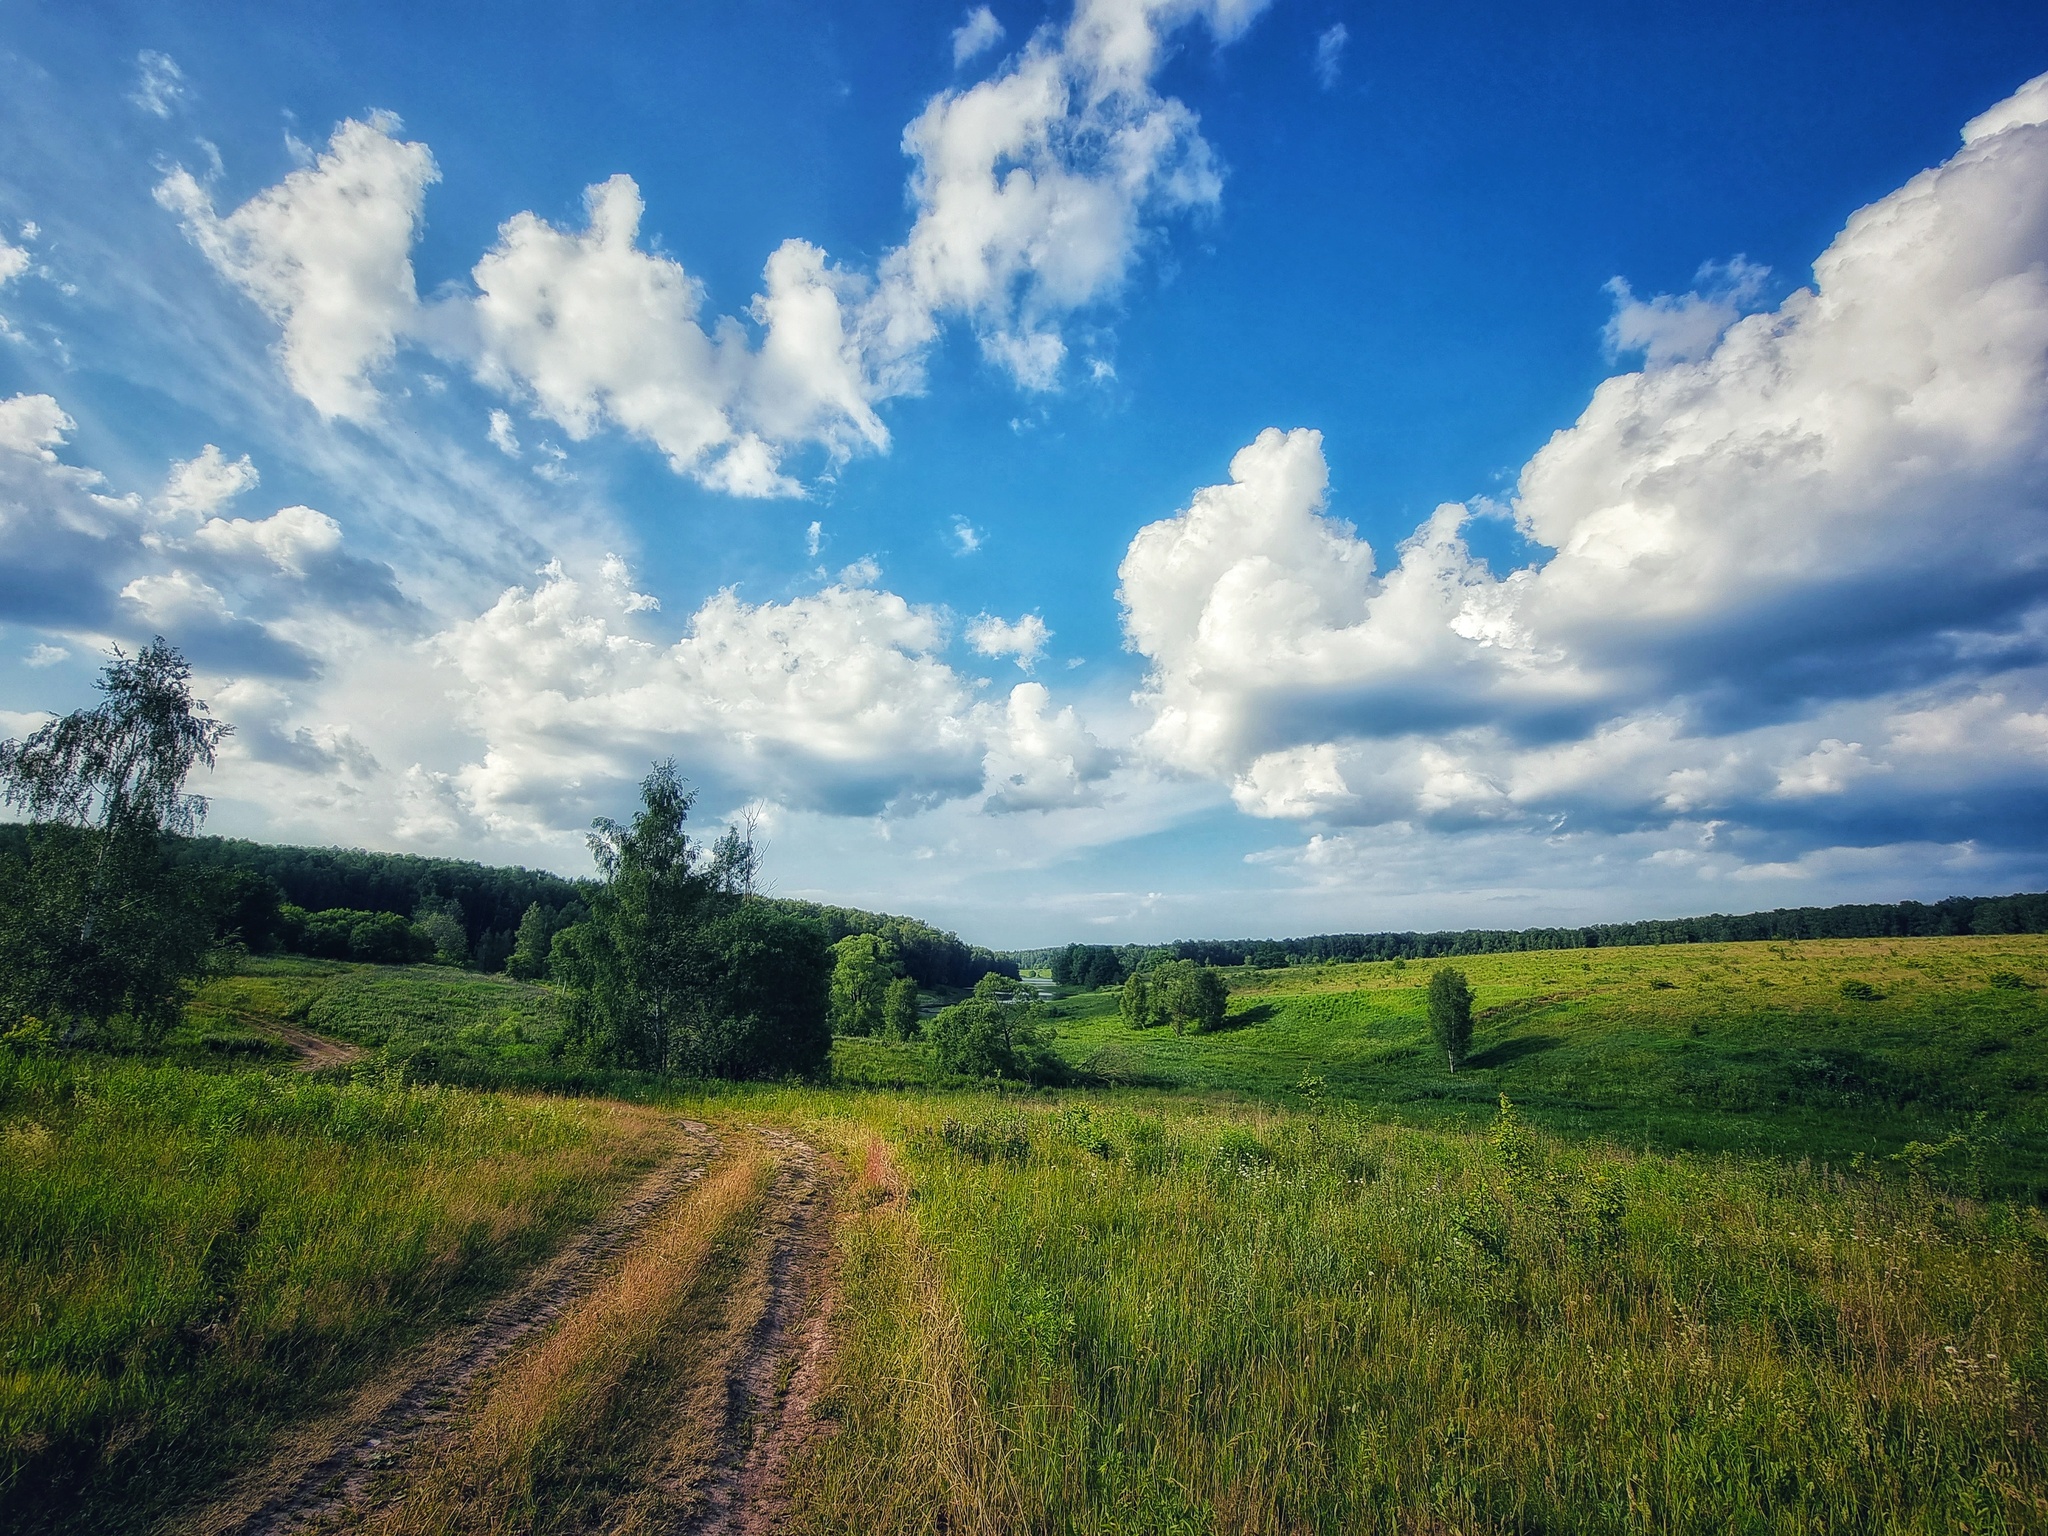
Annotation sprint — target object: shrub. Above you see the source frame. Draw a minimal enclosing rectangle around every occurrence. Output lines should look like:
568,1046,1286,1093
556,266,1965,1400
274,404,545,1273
1122,961,1228,1034
929,987,1055,1079
883,974,921,1040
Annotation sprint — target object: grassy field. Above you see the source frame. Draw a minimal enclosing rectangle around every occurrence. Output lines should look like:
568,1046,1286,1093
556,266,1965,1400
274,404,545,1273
787,1091,2048,1535
8,934,2048,1532
177,958,572,1080
0,1050,675,1533
1048,934,2048,1197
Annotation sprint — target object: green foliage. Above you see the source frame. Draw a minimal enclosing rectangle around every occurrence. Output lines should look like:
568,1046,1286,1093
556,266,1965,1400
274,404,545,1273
552,762,830,1078
412,899,470,965
507,901,552,980
1123,960,1229,1034
0,642,231,1044
0,827,222,1046
1427,966,1476,1070
778,899,1017,989
1119,971,1161,1029
884,974,921,1041
691,900,835,1079
151,834,587,974
830,933,895,1037
0,638,228,838
1051,943,1126,988
282,905,433,965
1006,888,2048,972
1840,978,1884,1000
1164,961,1228,1034
930,982,1056,1079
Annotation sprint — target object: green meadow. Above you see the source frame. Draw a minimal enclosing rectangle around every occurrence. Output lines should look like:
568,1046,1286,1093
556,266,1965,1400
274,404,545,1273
1048,934,2048,1197
6,933,2047,1532
790,1091,2048,1535
0,1050,675,1531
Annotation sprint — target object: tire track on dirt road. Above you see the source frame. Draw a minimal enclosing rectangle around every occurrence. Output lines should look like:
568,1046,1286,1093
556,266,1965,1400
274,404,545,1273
675,1127,839,1536
187,1120,722,1536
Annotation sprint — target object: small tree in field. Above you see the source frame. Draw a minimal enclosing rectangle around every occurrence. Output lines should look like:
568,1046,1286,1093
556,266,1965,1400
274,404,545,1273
1427,966,1475,1072
554,761,830,1077
0,639,231,1043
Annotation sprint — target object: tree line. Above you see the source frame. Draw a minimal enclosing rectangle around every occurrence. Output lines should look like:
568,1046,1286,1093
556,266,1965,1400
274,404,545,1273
1015,892,2048,974
0,641,1015,1083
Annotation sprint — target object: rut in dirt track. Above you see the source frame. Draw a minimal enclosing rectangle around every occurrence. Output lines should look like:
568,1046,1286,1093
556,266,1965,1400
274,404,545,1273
209,1120,722,1536
678,1127,838,1536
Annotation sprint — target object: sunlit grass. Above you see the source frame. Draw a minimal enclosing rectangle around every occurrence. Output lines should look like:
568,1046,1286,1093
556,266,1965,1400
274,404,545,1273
793,1091,2048,1535
0,1052,672,1532
1049,934,2048,1194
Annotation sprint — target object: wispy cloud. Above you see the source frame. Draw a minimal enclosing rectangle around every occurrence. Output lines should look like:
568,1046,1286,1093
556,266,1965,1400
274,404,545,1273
1313,23,1347,90
130,50,189,118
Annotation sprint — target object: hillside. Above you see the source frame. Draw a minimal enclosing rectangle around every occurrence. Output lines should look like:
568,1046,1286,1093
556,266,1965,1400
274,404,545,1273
1044,933,2048,1196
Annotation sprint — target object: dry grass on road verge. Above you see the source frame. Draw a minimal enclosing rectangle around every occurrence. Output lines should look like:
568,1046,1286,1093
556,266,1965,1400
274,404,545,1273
358,1144,774,1536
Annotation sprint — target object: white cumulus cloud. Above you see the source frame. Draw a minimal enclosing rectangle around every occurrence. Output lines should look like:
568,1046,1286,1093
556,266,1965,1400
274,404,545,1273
982,681,1115,810
159,443,259,520
1120,72,2048,866
0,391,404,672
871,0,1264,390
966,611,1051,670
157,1,1269,494
1603,256,1768,369
156,114,439,419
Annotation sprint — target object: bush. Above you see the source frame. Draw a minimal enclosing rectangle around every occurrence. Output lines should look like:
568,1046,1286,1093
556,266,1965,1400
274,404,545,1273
930,977,1057,1079
1121,961,1228,1034
288,907,435,965
1052,944,1127,989
692,901,833,1079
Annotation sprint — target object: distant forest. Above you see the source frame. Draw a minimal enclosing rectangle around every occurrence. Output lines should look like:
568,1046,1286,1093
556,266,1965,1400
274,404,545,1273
1016,891,2048,980
0,828,1016,987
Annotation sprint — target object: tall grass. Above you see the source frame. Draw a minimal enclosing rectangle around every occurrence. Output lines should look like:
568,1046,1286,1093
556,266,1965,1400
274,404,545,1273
0,1052,671,1533
785,1129,1021,1535
797,1093,2048,1535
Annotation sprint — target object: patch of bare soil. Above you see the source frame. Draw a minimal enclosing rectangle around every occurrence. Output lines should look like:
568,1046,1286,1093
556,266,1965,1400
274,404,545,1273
676,1128,841,1536
177,1120,721,1536
267,1021,367,1072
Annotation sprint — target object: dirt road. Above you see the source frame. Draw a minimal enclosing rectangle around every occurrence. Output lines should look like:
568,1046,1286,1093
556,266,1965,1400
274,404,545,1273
178,1121,842,1536
679,1127,838,1536
185,1121,722,1535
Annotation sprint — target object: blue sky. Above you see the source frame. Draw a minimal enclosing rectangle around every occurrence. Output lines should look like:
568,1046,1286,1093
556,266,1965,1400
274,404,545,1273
2,0,2046,946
